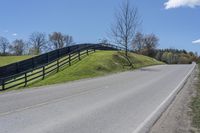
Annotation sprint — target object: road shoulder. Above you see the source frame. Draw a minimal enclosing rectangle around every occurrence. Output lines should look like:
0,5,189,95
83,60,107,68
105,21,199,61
150,66,198,133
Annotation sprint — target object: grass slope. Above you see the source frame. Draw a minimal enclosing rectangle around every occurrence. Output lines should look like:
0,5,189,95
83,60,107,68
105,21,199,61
0,56,32,67
30,51,163,87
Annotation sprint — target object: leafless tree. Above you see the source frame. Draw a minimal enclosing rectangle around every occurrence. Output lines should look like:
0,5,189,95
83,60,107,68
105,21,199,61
64,35,74,46
111,0,141,57
10,39,27,55
0,36,9,55
144,34,158,50
49,32,64,49
29,32,47,55
132,32,144,52
99,38,109,44
143,34,159,57
49,32,74,49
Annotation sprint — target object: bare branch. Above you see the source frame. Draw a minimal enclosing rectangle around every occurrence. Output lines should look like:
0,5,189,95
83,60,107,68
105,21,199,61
110,0,141,56
29,32,47,55
0,36,9,55
10,39,27,55
49,32,74,49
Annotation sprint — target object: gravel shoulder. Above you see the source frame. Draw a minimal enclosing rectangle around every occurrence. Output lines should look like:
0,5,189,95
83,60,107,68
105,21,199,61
150,66,199,133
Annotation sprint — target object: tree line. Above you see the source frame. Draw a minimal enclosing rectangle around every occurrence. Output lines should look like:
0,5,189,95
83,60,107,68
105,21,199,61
0,32,74,56
131,32,198,64
154,49,198,64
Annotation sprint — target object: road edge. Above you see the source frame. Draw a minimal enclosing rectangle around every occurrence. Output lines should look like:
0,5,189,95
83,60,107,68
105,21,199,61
133,63,196,133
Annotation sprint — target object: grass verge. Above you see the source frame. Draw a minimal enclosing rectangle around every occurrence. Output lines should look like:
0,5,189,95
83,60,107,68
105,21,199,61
191,64,200,131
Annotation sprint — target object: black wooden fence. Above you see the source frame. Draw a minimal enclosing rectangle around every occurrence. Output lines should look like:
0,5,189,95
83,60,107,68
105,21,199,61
0,43,123,90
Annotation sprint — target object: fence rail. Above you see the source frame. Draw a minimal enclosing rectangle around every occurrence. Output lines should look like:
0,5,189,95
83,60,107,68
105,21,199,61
0,43,123,90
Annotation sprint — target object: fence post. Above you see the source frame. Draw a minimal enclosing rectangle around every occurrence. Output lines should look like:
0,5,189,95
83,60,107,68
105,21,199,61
47,53,49,63
87,49,89,55
32,58,34,69
78,51,81,60
16,63,19,73
24,73,27,87
2,79,5,90
57,49,60,58
69,54,71,66
93,48,96,52
57,59,59,72
42,66,45,80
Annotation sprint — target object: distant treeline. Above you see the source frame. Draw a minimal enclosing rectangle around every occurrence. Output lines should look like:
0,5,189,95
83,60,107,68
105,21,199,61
131,32,199,64
154,49,198,64
0,31,199,64
0,32,74,56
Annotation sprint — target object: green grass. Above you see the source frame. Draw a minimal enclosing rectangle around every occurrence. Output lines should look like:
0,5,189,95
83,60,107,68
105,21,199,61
0,55,32,67
28,51,163,87
191,64,200,131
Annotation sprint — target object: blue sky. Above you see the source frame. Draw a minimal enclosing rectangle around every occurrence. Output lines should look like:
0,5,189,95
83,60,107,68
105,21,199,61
0,0,200,53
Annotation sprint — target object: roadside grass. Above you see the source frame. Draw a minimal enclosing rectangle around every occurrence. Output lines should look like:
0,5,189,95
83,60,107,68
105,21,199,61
28,50,163,88
0,55,33,67
191,64,200,131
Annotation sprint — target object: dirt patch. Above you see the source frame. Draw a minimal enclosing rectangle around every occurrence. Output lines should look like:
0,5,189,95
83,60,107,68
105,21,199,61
150,66,199,133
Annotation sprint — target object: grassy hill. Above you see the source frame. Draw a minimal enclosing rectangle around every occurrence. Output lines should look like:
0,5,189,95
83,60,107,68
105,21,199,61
0,55,32,67
28,51,163,87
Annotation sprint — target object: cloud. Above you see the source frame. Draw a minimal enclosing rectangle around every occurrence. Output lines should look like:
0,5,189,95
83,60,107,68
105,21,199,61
192,39,200,44
164,0,200,9
12,33,17,36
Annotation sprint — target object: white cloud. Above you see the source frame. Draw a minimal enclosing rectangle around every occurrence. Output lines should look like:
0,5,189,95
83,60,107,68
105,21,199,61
192,39,200,44
164,0,200,9
12,33,17,36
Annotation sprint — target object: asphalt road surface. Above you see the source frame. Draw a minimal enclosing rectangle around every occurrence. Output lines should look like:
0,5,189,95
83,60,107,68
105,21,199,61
0,64,195,133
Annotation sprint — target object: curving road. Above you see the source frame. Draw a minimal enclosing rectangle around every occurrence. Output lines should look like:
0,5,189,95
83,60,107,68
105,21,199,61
0,64,195,133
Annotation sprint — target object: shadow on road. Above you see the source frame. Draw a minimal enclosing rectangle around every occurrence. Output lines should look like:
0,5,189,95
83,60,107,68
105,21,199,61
139,68,160,72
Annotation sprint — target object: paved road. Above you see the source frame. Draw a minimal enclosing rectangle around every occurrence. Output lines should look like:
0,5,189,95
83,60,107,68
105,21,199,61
0,64,195,133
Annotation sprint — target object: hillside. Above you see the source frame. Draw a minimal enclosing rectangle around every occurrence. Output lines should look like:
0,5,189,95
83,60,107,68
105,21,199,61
29,51,163,87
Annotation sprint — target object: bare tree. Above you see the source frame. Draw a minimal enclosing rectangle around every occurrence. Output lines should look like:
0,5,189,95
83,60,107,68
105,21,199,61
29,32,47,55
10,39,27,55
0,36,9,55
132,32,144,52
49,32,64,49
143,34,159,57
111,0,141,57
64,35,74,46
49,32,74,49
144,34,158,50
98,38,109,44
